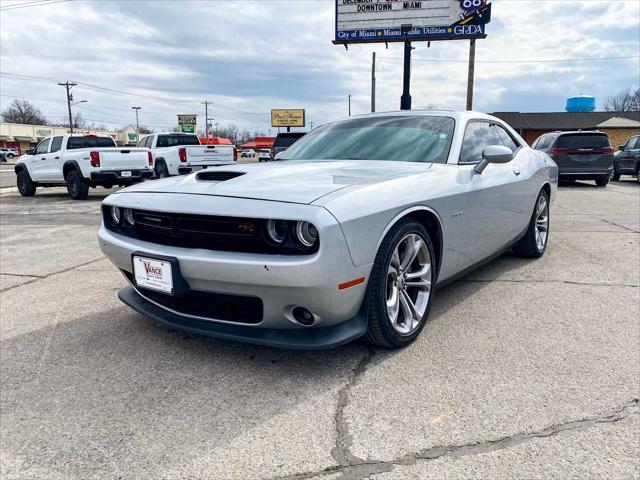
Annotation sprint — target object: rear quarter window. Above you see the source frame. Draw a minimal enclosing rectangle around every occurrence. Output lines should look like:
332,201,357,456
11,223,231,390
156,135,201,148
556,134,610,149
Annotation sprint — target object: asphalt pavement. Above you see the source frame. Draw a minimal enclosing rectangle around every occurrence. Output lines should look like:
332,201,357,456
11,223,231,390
1,179,638,479
0,166,16,189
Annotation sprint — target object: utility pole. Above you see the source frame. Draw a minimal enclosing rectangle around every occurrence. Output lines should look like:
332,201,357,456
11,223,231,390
348,94,352,116
131,107,141,143
466,39,476,111
400,40,413,110
371,51,376,113
58,81,77,133
310,121,314,131
201,101,210,143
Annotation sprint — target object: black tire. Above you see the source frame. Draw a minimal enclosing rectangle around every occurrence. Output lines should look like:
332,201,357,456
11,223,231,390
364,219,436,348
16,170,36,197
155,162,169,178
595,176,609,187
65,169,89,200
611,170,621,181
513,189,550,258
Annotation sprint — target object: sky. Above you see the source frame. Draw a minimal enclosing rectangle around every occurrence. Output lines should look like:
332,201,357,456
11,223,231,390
0,0,639,134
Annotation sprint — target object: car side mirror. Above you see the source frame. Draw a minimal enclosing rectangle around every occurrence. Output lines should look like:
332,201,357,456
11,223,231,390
618,145,625,151
26,149,34,155
474,145,514,174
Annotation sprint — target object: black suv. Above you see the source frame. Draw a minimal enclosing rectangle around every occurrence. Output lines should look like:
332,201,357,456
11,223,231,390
533,131,614,187
270,132,306,161
613,135,640,184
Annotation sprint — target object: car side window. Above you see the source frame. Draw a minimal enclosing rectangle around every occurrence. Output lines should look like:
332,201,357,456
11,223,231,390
459,122,504,164
137,137,146,147
627,137,638,150
492,124,519,152
35,138,51,155
147,136,154,148
50,136,63,153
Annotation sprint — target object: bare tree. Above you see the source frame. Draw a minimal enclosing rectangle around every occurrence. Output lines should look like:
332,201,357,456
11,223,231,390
73,112,85,129
604,88,640,112
1,99,48,125
138,126,153,134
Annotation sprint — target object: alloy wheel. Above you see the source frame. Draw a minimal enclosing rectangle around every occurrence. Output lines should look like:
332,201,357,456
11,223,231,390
535,195,549,252
385,233,432,335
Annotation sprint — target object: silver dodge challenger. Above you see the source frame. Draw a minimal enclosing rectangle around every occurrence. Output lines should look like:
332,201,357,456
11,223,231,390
99,111,558,349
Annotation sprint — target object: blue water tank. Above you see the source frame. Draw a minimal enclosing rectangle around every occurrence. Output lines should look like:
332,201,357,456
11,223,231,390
565,95,596,112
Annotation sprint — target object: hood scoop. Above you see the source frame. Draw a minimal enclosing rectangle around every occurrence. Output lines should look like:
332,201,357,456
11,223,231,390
196,171,245,182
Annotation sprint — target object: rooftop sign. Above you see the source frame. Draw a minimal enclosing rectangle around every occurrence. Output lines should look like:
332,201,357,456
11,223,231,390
334,0,491,44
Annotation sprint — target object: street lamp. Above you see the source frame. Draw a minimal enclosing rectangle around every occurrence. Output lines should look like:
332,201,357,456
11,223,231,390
71,100,87,106
131,107,141,144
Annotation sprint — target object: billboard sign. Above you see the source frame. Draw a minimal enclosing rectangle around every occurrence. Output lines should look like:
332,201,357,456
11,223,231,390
177,114,197,134
334,0,491,45
271,109,306,128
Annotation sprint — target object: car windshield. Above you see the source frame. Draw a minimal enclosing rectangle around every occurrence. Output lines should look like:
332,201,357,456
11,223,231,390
67,136,116,149
280,115,455,163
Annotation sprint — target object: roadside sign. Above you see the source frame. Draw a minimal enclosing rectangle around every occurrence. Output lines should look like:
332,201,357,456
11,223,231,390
271,109,306,128
177,114,197,134
334,0,491,45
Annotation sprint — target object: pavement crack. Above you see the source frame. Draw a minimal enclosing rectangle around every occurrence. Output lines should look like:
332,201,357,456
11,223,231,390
264,399,639,480
600,219,640,233
0,256,105,292
0,272,45,278
331,345,376,467
460,278,639,288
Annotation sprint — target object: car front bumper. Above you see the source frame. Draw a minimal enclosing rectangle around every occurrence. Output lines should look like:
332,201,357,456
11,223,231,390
98,193,372,348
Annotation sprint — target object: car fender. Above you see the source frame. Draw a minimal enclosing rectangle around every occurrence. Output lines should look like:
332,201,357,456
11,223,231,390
63,159,84,179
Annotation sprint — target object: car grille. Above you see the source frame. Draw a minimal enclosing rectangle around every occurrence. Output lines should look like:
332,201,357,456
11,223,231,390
125,271,263,323
103,207,316,255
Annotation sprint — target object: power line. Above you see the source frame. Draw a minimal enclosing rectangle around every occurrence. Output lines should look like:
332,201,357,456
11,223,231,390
0,0,73,12
378,55,640,64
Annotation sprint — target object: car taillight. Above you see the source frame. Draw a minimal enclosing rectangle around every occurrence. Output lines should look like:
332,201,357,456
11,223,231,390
147,151,153,166
90,151,100,167
550,147,568,155
600,146,614,154
179,147,187,162
233,147,238,161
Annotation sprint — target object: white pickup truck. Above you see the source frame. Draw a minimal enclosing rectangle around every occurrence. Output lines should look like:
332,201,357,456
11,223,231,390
15,134,153,200
138,132,236,177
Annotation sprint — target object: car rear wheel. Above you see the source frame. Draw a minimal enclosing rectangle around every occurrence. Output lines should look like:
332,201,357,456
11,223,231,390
595,176,609,187
66,169,89,200
155,162,169,178
16,170,36,197
514,189,550,258
365,219,435,348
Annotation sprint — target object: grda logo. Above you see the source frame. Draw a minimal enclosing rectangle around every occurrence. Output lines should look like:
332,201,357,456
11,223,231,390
143,261,162,276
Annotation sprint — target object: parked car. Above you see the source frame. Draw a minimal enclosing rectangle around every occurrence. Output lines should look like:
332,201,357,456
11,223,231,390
138,133,236,177
241,149,254,158
532,130,614,186
15,134,153,200
258,148,271,162
612,135,640,183
99,111,557,350
270,132,306,160
0,147,18,159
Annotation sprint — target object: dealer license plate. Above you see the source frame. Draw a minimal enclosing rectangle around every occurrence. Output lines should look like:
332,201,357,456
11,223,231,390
133,256,173,293
121,170,132,177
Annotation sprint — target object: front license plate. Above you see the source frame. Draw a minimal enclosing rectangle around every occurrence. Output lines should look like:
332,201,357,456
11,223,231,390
121,170,132,177
133,256,173,293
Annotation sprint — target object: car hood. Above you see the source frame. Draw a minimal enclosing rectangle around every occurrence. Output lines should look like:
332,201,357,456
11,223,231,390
118,160,432,204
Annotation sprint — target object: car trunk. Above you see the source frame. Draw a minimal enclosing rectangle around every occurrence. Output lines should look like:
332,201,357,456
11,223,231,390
94,148,150,170
551,134,613,173
185,145,234,165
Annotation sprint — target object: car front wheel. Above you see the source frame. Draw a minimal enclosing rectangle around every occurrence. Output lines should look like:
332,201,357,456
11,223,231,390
595,176,609,187
514,189,550,258
365,219,435,348
17,170,36,197
611,170,621,181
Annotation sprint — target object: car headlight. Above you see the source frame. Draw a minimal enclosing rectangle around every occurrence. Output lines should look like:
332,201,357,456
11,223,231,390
265,219,288,244
110,206,121,225
123,208,135,226
295,221,318,248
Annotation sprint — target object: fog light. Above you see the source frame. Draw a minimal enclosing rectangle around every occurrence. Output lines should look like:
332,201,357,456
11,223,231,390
292,307,315,326
110,206,121,225
123,208,135,226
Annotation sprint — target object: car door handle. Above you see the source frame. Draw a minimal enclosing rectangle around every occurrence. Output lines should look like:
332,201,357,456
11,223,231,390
41,157,47,161
54,156,60,159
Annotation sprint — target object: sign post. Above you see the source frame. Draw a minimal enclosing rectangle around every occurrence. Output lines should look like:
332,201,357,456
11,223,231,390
334,0,491,110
